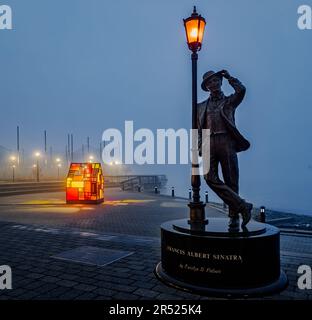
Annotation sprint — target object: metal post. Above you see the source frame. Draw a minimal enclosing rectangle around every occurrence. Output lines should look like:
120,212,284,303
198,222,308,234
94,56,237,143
205,191,208,203
12,166,15,182
189,188,192,200
71,134,74,162
36,158,39,182
188,51,206,224
17,126,20,165
44,130,48,168
44,130,47,153
260,206,266,223
67,134,70,163
50,146,52,166
171,187,175,197
65,145,68,163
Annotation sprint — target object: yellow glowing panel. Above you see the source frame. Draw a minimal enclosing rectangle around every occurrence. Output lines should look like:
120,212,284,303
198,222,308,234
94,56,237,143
71,181,84,188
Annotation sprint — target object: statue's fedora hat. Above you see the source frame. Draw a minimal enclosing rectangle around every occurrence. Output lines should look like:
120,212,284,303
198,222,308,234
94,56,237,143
201,70,222,91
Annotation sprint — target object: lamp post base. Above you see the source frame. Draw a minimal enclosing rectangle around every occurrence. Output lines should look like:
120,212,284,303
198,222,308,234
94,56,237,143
188,201,207,224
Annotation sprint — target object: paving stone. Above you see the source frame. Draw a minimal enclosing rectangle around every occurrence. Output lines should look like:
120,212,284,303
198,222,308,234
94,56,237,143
111,284,137,293
133,281,156,289
112,292,140,300
58,274,81,281
133,288,161,299
74,284,97,292
41,276,61,284
25,273,45,280
95,295,115,300
156,293,181,300
57,280,79,288
75,292,98,300
57,290,87,300
94,288,117,297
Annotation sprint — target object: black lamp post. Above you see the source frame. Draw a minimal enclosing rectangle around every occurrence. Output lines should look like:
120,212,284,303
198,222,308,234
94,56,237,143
183,6,206,224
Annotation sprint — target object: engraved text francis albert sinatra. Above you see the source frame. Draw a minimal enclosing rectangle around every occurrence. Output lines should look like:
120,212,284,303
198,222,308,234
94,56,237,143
166,246,243,263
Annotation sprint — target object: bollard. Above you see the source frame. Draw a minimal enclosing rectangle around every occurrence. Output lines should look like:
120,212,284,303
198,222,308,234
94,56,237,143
171,186,175,197
189,188,192,200
138,185,141,192
260,206,266,223
154,186,158,194
205,191,208,203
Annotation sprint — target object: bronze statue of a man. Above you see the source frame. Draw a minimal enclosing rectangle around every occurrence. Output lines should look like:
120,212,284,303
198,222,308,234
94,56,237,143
197,69,252,229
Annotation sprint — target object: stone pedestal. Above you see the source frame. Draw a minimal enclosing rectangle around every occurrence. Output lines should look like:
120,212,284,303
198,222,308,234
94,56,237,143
155,218,288,297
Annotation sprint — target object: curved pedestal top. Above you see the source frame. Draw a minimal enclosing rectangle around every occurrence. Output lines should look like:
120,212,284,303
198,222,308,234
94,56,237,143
170,218,267,237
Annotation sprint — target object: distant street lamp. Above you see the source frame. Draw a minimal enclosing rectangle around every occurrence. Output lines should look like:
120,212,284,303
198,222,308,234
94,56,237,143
57,163,62,180
183,6,206,224
55,158,62,180
34,152,41,182
10,155,17,182
12,165,16,182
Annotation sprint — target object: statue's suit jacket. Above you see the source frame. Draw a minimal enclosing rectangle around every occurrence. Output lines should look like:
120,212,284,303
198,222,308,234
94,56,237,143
197,77,250,154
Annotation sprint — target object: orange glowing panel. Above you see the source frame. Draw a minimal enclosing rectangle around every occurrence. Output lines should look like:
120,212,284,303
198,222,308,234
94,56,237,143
66,162,104,204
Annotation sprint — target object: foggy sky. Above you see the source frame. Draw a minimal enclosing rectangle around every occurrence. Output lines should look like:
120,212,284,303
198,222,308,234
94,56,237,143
1,0,311,214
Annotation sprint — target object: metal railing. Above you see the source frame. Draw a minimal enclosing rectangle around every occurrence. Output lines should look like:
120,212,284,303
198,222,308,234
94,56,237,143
0,175,168,196
0,181,66,197
117,175,167,192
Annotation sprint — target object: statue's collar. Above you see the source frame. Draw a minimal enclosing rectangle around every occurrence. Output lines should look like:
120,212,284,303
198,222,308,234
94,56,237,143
209,92,225,102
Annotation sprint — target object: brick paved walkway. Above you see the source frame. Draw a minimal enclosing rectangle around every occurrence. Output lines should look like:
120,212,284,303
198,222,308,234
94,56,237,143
0,189,311,300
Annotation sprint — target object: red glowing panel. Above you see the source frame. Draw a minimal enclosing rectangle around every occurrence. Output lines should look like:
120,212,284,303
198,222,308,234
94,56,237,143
66,188,79,201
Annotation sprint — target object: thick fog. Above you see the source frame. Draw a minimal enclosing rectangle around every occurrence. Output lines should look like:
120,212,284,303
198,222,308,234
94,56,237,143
1,0,311,214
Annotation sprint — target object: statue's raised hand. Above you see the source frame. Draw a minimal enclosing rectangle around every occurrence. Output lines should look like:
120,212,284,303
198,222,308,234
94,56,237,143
220,70,231,80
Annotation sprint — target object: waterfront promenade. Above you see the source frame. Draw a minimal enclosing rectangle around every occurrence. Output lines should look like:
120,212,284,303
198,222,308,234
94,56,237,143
0,188,311,300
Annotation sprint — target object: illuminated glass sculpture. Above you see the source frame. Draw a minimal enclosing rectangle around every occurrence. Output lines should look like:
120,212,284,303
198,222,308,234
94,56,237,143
66,163,104,204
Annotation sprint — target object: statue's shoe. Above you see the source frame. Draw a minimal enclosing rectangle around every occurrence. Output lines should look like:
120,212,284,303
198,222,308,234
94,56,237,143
228,216,240,230
241,202,253,227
